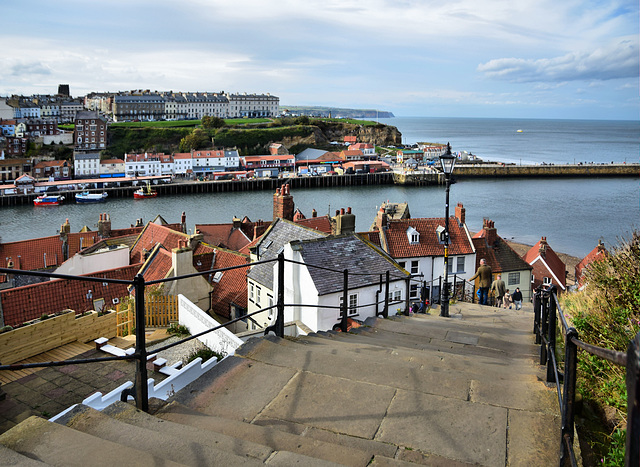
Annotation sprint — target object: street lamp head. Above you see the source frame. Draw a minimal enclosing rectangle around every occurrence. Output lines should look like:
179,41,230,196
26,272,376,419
439,142,456,175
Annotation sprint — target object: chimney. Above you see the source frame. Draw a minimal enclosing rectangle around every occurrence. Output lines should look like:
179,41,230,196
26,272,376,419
181,211,187,234
312,209,317,218
597,239,605,253
375,207,388,231
60,218,70,261
455,203,465,225
331,207,356,235
483,219,497,247
232,217,241,229
273,184,294,221
97,213,111,237
539,236,548,258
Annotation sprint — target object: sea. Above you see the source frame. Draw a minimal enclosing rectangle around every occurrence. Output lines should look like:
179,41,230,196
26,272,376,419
0,117,638,259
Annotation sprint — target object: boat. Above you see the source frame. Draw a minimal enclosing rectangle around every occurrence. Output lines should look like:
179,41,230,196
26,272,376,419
33,194,65,206
133,182,158,199
75,191,108,203
516,129,523,133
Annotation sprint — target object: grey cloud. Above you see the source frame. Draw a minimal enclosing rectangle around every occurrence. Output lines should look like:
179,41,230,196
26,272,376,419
477,39,638,83
10,61,51,77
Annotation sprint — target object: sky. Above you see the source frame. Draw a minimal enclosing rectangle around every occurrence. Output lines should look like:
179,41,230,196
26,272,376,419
0,0,638,120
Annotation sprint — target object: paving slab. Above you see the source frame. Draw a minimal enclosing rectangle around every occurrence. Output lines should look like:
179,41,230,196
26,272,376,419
259,371,396,439
170,355,297,422
376,389,508,467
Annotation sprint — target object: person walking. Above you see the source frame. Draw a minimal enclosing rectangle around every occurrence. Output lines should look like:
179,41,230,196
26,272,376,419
490,274,506,308
503,289,512,309
512,287,523,310
470,258,492,305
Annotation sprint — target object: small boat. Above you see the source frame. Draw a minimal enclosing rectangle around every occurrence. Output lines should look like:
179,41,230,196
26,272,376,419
33,194,65,206
516,129,523,133
133,182,157,199
76,191,108,203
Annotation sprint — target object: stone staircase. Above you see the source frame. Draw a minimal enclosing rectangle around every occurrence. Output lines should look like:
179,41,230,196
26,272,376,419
0,302,561,466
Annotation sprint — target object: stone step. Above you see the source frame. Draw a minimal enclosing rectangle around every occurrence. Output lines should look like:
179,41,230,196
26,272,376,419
290,331,541,380
156,401,379,466
54,404,266,466
0,415,188,466
55,403,270,465
0,443,51,466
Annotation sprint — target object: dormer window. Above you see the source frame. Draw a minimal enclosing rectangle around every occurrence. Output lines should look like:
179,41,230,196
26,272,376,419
406,227,420,245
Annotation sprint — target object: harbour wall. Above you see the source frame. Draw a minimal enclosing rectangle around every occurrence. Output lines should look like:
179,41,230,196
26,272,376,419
0,163,636,207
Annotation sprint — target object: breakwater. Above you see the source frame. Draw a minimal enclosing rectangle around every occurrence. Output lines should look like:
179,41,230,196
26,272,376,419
453,163,637,178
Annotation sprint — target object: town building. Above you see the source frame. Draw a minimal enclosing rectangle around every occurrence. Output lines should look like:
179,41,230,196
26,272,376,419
366,202,476,303
33,160,72,180
523,237,567,294
575,240,608,290
124,153,165,177
60,100,83,123
241,155,295,177
74,152,101,178
0,158,32,182
99,159,125,178
74,111,107,151
471,217,533,302
113,94,165,122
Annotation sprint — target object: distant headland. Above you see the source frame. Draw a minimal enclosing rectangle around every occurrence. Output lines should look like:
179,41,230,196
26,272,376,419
281,106,394,119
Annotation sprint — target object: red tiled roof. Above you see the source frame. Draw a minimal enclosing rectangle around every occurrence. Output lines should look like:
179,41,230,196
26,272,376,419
194,247,249,319
472,236,532,274
140,246,173,283
344,136,357,143
67,231,100,255
0,235,64,270
0,264,141,327
295,216,332,234
523,237,566,290
382,217,474,258
195,224,252,251
575,242,608,288
130,222,189,264
358,231,381,248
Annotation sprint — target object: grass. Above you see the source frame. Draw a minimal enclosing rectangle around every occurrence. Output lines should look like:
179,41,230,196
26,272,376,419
559,230,639,464
312,117,380,126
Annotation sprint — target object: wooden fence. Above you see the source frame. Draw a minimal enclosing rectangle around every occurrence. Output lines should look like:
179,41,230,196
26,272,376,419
116,295,179,337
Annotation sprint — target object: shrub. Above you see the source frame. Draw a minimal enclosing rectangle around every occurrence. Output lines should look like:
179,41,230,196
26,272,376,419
167,323,190,337
185,347,225,364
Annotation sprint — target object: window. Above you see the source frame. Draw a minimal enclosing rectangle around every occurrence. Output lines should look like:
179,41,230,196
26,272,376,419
457,257,465,273
410,284,418,299
249,282,254,302
508,272,520,285
543,277,552,285
448,260,453,273
398,261,406,270
410,260,419,274
267,295,274,320
256,286,262,307
340,293,358,316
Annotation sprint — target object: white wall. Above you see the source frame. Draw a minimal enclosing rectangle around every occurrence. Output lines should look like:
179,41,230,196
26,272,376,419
55,246,130,276
178,294,243,357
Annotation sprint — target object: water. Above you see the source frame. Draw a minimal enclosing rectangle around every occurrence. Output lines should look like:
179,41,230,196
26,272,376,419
1,117,638,258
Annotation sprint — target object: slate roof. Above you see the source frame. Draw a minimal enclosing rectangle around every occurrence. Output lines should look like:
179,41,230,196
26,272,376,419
292,234,408,296
381,217,474,259
472,233,532,274
0,264,141,327
247,218,327,289
295,148,329,162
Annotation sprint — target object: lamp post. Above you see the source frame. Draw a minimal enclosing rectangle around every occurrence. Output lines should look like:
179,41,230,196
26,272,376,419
439,143,456,317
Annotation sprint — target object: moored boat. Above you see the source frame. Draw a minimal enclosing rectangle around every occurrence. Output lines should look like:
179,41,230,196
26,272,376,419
75,191,108,203
133,182,157,199
33,194,65,206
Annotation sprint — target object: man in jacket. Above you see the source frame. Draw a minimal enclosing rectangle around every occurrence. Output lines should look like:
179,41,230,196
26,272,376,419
470,258,492,305
512,287,523,310
490,274,506,307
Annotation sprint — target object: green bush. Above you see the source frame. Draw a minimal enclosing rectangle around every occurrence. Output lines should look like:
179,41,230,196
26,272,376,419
186,347,225,364
167,323,190,337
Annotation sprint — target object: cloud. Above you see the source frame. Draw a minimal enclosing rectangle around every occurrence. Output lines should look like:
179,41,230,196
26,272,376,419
477,38,638,83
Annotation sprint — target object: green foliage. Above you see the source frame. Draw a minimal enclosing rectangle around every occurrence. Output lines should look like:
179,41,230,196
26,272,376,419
186,347,225,364
212,125,314,155
601,428,626,466
167,323,190,337
179,128,211,152
560,230,639,462
104,127,192,156
201,116,226,129
40,313,50,321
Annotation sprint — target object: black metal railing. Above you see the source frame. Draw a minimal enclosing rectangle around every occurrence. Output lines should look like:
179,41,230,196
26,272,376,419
0,253,409,412
534,285,639,467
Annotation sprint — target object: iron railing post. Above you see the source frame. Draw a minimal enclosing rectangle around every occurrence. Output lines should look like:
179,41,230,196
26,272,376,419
540,290,549,366
453,274,457,300
547,287,558,384
561,327,578,466
341,269,349,332
404,275,410,316
438,276,442,305
626,332,640,466
383,270,389,318
276,252,285,337
534,288,541,342
133,273,148,412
